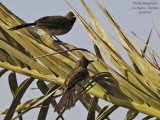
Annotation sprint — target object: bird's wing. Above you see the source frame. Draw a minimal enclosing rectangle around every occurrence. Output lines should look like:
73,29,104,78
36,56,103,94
35,16,71,29
63,67,89,90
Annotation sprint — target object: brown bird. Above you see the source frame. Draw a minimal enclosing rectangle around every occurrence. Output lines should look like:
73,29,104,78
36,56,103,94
9,12,76,41
54,56,93,112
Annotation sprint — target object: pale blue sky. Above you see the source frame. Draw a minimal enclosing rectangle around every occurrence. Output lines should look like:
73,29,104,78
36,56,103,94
0,0,160,120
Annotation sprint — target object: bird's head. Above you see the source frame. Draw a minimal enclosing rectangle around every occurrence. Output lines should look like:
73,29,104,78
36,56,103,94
65,11,76,23
76,56,94,68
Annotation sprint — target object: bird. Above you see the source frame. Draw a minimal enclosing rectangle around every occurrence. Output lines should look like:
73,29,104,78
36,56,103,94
9,12,76,41
54,56,94,112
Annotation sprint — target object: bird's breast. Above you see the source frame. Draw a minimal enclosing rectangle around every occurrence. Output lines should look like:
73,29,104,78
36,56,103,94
37,26,72,36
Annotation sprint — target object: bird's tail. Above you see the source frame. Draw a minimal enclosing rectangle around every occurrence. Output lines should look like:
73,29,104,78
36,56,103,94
9,23,36,30
54,88,76,112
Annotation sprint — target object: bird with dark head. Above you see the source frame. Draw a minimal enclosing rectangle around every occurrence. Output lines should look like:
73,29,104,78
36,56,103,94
76,56,94,68
9,12,76,41
54,56,93,112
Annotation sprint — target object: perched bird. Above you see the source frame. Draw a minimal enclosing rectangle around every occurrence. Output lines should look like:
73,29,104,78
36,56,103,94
9,12,76,41
54,56,93,112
